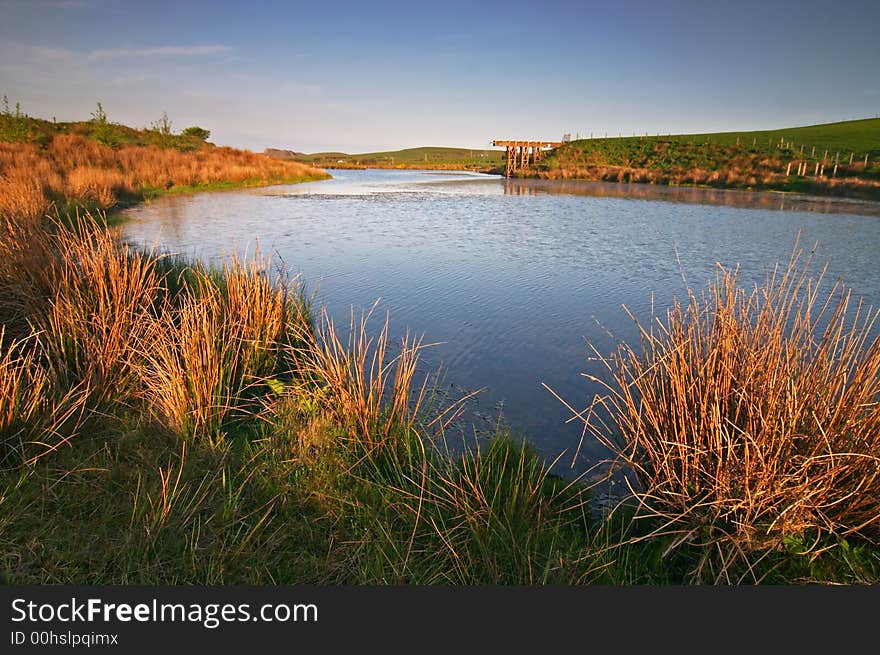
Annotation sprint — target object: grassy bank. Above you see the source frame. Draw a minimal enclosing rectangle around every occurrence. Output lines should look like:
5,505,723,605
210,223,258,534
2,108,879,584
0,102,329,221
525,118,880,200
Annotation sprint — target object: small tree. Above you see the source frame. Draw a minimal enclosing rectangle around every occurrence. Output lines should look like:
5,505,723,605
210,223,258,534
91,102,108,124
151,111,173,135
182,126,210,141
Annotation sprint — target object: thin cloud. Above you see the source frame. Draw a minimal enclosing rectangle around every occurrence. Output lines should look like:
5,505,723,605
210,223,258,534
86,45,233,61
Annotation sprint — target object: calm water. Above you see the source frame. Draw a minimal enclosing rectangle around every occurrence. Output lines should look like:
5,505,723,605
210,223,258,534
122,169,880,475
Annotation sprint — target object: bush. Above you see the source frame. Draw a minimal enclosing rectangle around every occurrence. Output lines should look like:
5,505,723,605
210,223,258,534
182,126,211,141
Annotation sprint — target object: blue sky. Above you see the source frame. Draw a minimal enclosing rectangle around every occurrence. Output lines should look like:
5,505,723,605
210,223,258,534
1,0,878,152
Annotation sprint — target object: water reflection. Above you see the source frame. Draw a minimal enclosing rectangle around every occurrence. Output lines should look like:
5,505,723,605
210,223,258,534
503,177,880,216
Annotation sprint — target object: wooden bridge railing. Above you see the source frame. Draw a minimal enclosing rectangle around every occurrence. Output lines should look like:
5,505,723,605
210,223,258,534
492,140,563,177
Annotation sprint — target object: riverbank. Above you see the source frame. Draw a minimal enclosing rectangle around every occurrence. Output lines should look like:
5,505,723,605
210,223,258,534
508,164,880,201
505,119,880,201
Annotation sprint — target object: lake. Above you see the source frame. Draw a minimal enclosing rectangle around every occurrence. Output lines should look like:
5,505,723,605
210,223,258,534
121,168,880,476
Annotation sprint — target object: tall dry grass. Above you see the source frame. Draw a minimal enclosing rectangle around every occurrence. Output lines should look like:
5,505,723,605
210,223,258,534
0,135,326,220
36,219,162,405
137,257,306,441
0,329,86,464
286,307,429,452
566,249,880,582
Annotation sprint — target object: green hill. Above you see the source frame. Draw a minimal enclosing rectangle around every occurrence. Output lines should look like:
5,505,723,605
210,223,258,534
276,146,503,170
540,118,880,178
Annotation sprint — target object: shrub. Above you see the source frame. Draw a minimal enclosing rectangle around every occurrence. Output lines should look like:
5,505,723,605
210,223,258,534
182,126,211,141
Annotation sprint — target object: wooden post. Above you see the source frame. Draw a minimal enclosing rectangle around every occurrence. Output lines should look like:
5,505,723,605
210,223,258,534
752,137,756,147
865,153,870,167
820,164,825,176
850,152,854,165
812,146,816,157
814,161,820,176
786,161,792,176
832,163,837,177
800,144,804,154
835,152,839,164
823,150,828,163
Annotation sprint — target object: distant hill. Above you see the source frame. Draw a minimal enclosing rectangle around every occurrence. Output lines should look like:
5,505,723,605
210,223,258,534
264,147,306,160
273,145,504,170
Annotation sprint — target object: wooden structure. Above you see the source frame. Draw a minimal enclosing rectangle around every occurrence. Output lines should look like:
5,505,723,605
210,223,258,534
493,140,562,177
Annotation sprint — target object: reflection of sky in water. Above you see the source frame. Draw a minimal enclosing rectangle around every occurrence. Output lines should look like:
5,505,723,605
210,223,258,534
122,169,880,476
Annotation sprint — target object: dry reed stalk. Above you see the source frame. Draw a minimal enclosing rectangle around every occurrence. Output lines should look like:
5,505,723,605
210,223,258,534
0,329,85,464
137,257,294,441
290,305,429,451
35,216,161,405
559,247,880,581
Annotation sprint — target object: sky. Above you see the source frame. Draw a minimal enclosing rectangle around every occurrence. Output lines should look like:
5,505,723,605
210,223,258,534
1,0,878,153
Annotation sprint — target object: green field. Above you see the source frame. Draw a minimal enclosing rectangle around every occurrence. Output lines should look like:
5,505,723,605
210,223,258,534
660,118,880,156
541,118,880,176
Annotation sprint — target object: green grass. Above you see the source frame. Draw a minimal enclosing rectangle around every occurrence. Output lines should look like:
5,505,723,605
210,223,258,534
663,118,880,158
0,109,209,151
540,118,880,178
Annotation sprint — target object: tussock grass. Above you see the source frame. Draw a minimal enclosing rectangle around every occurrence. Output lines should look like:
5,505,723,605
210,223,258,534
565,247,880,582
0,329,85,466
36,217,161,405
288,306,429,452
138,256,306,442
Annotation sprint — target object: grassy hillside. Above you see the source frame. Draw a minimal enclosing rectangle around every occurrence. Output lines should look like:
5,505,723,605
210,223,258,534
662,118,880,157
0,101,329,219
530,118,880,198
272,145,503,170
0,101,213,151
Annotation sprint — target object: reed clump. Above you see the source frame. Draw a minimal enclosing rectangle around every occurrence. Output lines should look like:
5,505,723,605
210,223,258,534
571,249,880,582
137,256,306,442
36,218,161,405
286,307,429,452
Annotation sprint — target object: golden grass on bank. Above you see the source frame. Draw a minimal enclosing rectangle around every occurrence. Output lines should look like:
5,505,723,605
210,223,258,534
38,218,161,405
565,248,880,581
288,306,429,452
0,329,86,464
0,330,51,461
0,134,326,220
137,257,302,441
